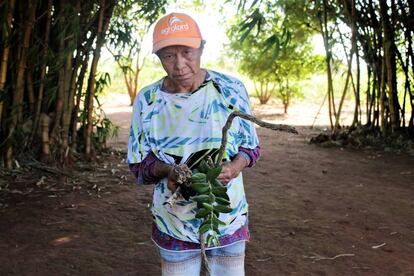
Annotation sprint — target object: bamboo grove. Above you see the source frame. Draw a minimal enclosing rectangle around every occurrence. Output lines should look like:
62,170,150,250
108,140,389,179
319,0,414,132
0,0,165,168
237,0,414,133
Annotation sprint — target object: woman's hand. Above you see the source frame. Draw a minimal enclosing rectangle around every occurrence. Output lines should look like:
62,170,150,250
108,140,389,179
167,168,179,192
217,163,239,185
217,154,249,185
167,164,192,192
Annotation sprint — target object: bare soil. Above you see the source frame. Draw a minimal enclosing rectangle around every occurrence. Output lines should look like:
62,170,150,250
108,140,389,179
1,96,413,275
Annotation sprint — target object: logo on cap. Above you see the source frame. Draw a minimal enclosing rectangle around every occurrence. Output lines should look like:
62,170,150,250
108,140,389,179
160,16,189,35
169,16,183,25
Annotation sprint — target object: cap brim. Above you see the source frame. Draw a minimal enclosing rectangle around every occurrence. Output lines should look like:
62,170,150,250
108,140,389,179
153,37,202,53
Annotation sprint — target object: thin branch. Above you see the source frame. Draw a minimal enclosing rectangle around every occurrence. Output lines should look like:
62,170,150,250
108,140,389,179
303,253,355,263
200,234,211,275
216,111,298,167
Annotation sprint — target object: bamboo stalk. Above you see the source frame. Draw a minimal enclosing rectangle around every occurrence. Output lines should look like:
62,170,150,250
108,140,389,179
380,0,399,130
50,0,67,144
319,0,335,129
40,113,50,162
71,50,90,151
85,0,115,155
334,23,354,130
4,0,37,168
61,54,74,151
0,0,16,127
28,0,52,149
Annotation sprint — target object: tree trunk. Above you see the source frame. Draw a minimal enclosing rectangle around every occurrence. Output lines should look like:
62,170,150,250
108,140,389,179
352,0,361,127
319,0,335,129
379,0,399,130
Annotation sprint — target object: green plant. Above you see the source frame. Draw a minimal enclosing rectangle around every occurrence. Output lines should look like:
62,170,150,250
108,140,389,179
190,159,232,247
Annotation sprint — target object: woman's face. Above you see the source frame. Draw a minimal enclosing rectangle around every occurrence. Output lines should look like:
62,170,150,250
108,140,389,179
157,45,203,86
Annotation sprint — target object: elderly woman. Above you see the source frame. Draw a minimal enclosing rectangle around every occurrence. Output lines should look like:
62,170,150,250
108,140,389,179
128,12,260,276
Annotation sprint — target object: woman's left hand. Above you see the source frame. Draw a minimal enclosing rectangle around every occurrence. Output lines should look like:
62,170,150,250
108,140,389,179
217,163,240,185
217,154,250,185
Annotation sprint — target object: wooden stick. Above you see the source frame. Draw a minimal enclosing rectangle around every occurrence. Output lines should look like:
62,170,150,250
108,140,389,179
303,253,355,263
216,111,298,166
200,234,211,275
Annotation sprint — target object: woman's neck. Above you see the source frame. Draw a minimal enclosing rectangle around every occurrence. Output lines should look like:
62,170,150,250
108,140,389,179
163,69,206,93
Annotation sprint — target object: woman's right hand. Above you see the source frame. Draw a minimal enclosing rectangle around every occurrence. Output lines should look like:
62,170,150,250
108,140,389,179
167,164,192,192
167,167,179,192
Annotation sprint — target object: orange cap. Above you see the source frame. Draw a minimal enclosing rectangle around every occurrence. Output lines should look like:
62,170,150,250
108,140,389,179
152,12,203,53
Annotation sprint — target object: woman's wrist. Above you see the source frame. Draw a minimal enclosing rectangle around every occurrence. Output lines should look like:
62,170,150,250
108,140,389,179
153,159,174,179
230,154,249,177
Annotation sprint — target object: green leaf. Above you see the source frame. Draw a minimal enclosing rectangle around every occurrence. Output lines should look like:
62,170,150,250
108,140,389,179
212,216,226,226
206,166,222,181
213,209,220,217
195,208,210,218
212,186,228,197
191,183,209,194
202,202,214,211
212,179,224,187
215,197,231,206
209,193,216,203
200,223,211,234
191,195,211,203
215,191,230,201
191,173,207,183
213,224,220,233
198,159,211,173
214,205,233,213
207,234,214,247
213,236,220,246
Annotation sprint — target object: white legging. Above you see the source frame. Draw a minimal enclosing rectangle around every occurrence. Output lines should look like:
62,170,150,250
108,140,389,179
158,241,246,276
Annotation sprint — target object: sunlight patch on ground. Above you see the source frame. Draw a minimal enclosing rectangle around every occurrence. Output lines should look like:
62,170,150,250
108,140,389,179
250,97,356,127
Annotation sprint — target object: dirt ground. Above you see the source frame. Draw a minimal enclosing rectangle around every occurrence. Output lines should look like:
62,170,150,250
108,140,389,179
1,95,414,275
